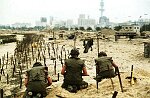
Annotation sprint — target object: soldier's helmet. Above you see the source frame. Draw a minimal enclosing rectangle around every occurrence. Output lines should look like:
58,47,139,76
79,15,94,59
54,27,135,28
33,62,42,67
70,48,79,56
98,51,107,57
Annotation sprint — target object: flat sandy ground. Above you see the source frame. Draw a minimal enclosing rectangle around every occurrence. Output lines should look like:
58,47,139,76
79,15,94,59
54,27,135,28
0,30,150,98
45,34,150,98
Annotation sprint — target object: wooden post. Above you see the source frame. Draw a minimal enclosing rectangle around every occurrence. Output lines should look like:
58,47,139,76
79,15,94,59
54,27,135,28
32,46,34,60
12,62,15,77
131,65,134,85
96,33,100,93
58,73,59,81
10,56,13,66
48,46,50,59
112,91,118,98
12,59,16,77
38,49,40,60
56,44,58,59
0,58,1,69
0,69,2,74
7,74,9,84
7,52,8,62
64,50,66,60
2,56,4,69
6,52,8,69
25,50,27,63
19,62,22,75
27,48,30,56
97,33,100,54
54,61,56,75
58,55,61,61
0,89,3,98
44,57,46,66
36,58,37,62
29,57,31,65
1,57,5,76
26,58,29,69
116,67,123,92
19,71,22,89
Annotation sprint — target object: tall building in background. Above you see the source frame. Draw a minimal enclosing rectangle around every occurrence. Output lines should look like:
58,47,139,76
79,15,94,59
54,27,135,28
98,0,109,27
79,14,86,19
78,14,96,29
40,17,47,27
35,17,47,27
49,16,54,26
66,19,73,28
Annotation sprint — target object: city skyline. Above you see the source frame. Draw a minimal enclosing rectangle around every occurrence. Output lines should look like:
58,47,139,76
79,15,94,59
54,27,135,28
0,0,150,25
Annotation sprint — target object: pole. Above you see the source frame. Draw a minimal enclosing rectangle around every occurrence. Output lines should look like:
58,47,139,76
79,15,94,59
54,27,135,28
74,32,76,48
96,32,100,93
58,73,59,81
0,89,3,98
116,67,123,92
131,65,134,85
97,33,100,54
112,91,118,98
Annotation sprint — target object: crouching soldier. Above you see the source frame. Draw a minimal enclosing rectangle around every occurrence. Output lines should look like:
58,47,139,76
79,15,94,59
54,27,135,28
95,52,118,82
61,48,88,93
24,62,52,98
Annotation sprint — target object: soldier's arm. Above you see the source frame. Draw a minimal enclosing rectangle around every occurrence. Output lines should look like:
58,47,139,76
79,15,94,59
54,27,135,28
47,76,52,86
24,72,28,87
112,61,118,68
82,67,89,76
61,65,66,75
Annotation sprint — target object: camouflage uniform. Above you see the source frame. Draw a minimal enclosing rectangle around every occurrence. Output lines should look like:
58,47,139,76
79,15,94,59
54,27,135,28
62,57,88,92
24,63,48,98
95,56,116,81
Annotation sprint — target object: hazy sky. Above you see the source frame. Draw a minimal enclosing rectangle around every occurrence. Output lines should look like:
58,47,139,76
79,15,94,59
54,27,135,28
0,0,150,25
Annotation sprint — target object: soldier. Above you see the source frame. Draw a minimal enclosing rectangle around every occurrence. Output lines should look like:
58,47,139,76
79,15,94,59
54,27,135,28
24,62,52,98
95,51,118,82
61,48,88,93
83,38,93,53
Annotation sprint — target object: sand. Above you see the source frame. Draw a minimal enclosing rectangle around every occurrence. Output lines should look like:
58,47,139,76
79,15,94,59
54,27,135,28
45,34,150,98
0,30,150,98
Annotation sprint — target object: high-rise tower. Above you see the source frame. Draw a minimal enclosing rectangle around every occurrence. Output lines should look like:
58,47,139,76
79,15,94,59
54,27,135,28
98,0,109,27
99,0,104,17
